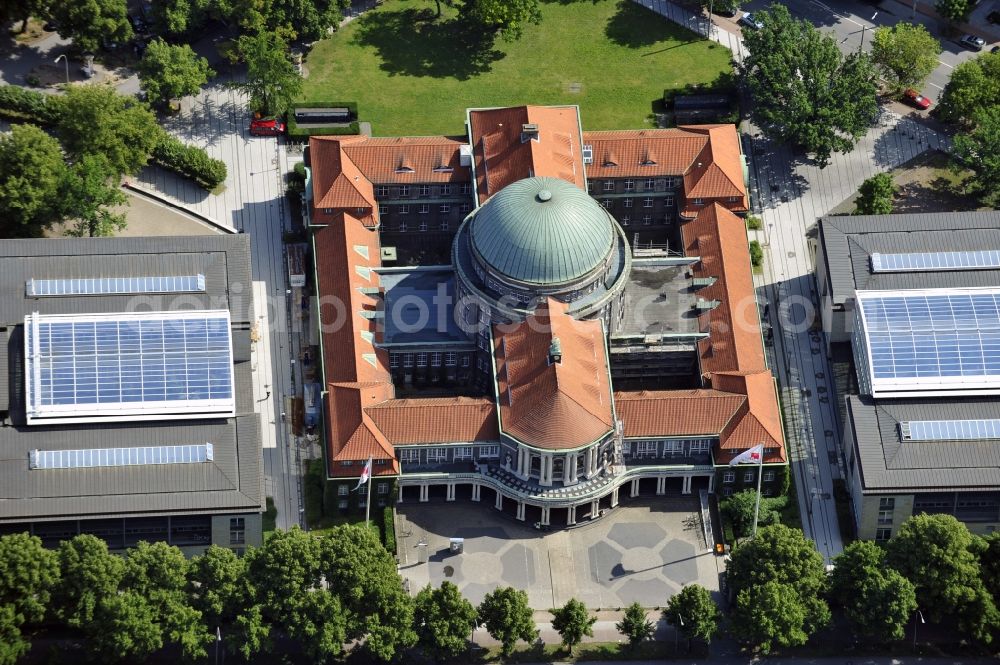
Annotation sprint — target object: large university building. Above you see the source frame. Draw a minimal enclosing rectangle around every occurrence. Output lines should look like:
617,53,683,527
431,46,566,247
308,105,786,527
0,237,264,553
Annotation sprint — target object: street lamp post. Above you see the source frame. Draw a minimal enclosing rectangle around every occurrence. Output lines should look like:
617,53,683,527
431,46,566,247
859,12,878,54
54,54,68,85
675,614,684,654
912,609,925,649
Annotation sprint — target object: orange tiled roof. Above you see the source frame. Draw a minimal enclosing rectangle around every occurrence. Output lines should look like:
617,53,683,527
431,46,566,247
366,397,499,445
712,372,785,463
341,136,472,184
614,389,745,438
311,137,378,227
325,383,398,477
494,298,614,450
469,106,586,203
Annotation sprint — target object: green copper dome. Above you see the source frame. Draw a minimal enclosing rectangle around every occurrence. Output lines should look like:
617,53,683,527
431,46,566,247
469,177,616,285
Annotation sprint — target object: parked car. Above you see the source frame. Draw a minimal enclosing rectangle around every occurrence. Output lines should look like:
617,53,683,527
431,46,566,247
249,117,286,136
959,34,986,50
902,89,932,110
739,11,763,29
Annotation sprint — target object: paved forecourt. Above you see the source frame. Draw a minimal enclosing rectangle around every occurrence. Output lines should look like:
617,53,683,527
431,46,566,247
395,499,723,609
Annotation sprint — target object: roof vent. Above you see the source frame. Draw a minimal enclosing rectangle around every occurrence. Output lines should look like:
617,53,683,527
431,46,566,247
548,337,562,365
521,123,540,142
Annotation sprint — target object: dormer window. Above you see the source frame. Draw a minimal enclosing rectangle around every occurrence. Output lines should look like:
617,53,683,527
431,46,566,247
395,166,414,173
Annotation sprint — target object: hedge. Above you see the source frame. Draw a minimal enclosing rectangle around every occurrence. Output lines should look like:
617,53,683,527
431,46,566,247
0,85,226,190
382,506,396,556
286,99,361,139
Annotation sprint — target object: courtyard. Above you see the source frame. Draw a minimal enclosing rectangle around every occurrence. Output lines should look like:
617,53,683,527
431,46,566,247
303,0,732,135
395,499,723,609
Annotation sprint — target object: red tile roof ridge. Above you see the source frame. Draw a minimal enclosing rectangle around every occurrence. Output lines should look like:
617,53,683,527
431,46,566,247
367,395,495,408
614,388,740,399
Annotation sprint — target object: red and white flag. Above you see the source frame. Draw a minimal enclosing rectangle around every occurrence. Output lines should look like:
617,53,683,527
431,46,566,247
729,444,764,466
354,458,373,491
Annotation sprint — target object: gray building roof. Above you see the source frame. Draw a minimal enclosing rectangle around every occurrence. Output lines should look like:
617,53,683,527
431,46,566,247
0,236,263,523
818,212,1000,306
846,395,1000,493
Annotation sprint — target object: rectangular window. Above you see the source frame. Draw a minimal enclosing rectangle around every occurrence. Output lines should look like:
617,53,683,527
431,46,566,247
445,352,457,366
602,199,612,209
603,181,614,192
356,207,366,216
439,203,450,213
623,198,633,208
399,205,410,215
390,354,399,369
763,470,775,482
624,179,635,191
723,471,735,483
460,183,471,194
323,208,333,214
875,528,891,542
399,186,410,197
879,497,895,510
403,353,414,367
664,195,675,207
664,441,683,457
417,353,428,367
358,496,367,507
399,221,409,233
692,198,704,205
722,487,734,497
376,185,389,197
664,177,677,188
744,470,755,483
633,441,656,457
338,500,348,510
427,448,448,463
689,440,711,454
441,184,452,195
419,185,431,196
431,352,442,367
454,446,473,460
419,221,428,232
478,445,500,458
586,180,594,193
878,510,893,526
379,206,389,217
621,216,630,226
642,197,654,208
644,178,655,189
439,221,449,231
419,204,430,214
338,485,349,496
229,518,245,545
460,204,471,214
400,449,419,464
642,215,652,225
378,483,389,495
462,355,471,368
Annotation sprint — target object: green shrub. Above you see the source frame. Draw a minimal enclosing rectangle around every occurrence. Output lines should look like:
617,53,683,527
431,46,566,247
749,240,764,267
746,214,763,230
0,84,58,124
382,506,396,556
286,119,360,139
151,134,227,189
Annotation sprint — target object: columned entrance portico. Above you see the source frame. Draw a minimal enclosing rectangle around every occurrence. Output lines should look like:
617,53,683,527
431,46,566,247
567,505,577,525
420,485,429,502
471,483,481,501
540,506,550,526
682,475,692,494
516,501,526,521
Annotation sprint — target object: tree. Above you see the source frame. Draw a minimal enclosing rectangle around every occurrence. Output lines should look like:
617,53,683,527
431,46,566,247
551,598,595,655
137,39,215,108
261,0,351,43
49,0,133,54
478,586,537,658
0,124,67,238
413,581,478,661
320,524,415,661
936,52,1000,126
230,31,303,117
0,0,46,33
55,85,162,178
953,106,1000,208
739,4,879,165
871,23,941,89
92,591,164,661
150,0,206,36
732,581,810,654
60,154,128,237
830,540,916,641
665,584,720,646
886,513,1000,643
721,490,783,538
979,531,1000,602
936,0,972,22
461,0,541,42
0,533,60,626
0,604,31,665
188,546,267,660
616,602,654,650
854,173,897,215
52,535,125,630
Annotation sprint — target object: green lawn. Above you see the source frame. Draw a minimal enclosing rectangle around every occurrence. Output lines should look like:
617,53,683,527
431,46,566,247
303,0,732,136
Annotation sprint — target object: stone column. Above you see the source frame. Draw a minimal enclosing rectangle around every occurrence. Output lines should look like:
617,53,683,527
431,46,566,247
398,484,404,502
446,483,456,501
590,499,600,519
630,478,639,497
565,453,577,484
540,506,550,526
682,475,692,494
708,474,715,493
584,447,595,477
567,505,577,526
540,454,551,486
419,485,429,502
656,477,666,495
611,487,619,507
516,501,526,521
495,491,503,510
471,483,481,502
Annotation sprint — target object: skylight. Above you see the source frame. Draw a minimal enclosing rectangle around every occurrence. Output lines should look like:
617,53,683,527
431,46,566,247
30,443,214,469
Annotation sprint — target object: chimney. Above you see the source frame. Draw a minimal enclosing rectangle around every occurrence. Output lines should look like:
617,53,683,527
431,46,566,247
521,123,540,143
548,337,562,365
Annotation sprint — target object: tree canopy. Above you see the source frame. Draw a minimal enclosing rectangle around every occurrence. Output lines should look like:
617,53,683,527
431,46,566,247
0,533,60,626
54,84,162,178
137,39,215,108
871,23,941,90
616,601,653,650
936,0,972,22
830,540,916,640
461,0,541,42
721,490,783,538
738,3,878,165
60,154,129,237
413,581,478,661
935,51,1000,126
188,546,267,660
732,581,811,654
953,107,1000,208
478,586,537,657
52,535,125,630
551,598,595,655
0,124,67,238
49,0,133,54
230,31,303,116
854,172,896,215
886,514,1000,642
664,584,721,645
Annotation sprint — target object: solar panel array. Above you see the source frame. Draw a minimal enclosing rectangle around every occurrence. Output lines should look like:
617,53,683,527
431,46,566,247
30,443,214,470
26,275,206,297
902,419,1000,441
859,291,1000,382
871,251,1000,273
24,312,234,423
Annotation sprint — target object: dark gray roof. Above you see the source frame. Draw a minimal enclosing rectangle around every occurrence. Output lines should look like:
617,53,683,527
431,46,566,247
846,395,1000,493
0,236,263,523
818,212,1000,306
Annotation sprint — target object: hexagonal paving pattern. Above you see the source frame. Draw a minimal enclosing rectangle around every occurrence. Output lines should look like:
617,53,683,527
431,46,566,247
587,540,622,585
500,543,536,588
607,521,667,549
618,576,675,607
659,538,700,585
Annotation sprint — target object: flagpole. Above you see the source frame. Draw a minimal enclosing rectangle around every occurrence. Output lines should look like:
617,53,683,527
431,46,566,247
365,467,372,525
751,456,763,538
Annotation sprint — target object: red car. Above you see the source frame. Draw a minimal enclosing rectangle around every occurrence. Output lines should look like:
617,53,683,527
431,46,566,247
249,117,286,136
902,89,932,110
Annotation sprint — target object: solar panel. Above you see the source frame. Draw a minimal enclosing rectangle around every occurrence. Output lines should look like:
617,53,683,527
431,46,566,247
854,288,1000,398
871,251,1000,273
26,275,206,297
29,443,214,469
24,311,235,425
902,419,1000,441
